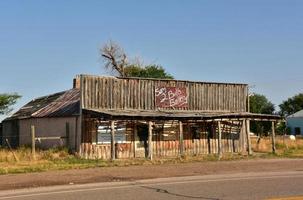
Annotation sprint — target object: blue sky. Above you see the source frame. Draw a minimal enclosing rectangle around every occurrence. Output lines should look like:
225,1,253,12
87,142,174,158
1,0,303,120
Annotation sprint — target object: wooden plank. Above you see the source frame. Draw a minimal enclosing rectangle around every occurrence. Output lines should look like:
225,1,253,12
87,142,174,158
179,121,184,156
148,121,153,160
111,121,115,160
246,120,252,155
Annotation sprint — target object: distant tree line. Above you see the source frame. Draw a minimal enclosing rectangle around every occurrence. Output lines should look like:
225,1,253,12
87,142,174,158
249,92,303,136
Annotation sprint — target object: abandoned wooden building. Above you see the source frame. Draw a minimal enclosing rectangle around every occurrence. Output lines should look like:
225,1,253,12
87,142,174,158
1,75,281,159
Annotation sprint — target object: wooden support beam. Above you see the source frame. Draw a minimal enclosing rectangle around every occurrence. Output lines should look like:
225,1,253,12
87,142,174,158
207,125,211,154
239,120,246,154
148,121,153,160
271,121,276,153
110,121,116,160
218,121,222,159
133,122,137,158
246,120,252,155
31,125,36,160
179,121,184,157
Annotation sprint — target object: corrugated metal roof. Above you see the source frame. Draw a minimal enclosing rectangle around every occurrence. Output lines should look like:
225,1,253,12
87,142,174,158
287,110,303,118
5,89,80,120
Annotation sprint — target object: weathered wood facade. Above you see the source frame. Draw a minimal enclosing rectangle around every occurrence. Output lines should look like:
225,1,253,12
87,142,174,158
79,119,243,159
80,75,248,112
78,75,282,160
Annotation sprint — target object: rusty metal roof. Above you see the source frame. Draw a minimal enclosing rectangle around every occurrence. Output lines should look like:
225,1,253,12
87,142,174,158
5,89,80,120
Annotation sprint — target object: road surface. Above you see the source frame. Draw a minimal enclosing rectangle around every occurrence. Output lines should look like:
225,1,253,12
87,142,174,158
0,171,303,200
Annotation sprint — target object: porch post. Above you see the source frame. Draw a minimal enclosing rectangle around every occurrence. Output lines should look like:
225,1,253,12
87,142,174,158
148,121,153,160
246,119,252,155
133,122,137,158
218,121,222,159
271,121,276,153
110,120,116,160
179,121,184,156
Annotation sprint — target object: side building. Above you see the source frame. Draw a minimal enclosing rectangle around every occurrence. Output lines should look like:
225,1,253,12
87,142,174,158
1,87,80,150
286,110,303,135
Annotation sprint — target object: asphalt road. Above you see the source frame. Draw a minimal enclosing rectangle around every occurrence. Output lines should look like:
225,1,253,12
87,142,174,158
0,171,303,200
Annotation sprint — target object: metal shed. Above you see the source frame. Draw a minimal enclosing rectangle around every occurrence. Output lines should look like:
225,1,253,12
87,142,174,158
286,110,303,135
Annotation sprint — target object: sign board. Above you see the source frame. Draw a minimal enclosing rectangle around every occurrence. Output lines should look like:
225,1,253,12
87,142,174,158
155,87,188,108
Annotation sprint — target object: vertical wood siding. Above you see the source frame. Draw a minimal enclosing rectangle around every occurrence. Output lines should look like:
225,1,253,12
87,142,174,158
81,75,248,112
79,120,242,160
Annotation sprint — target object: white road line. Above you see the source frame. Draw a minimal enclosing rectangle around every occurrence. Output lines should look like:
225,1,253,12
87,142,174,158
1,173,303,199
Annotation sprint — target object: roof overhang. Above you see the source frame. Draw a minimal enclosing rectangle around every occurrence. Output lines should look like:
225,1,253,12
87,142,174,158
83,108,282,122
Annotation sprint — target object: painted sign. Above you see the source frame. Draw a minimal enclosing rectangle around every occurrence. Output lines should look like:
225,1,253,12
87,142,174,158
155,87,188,108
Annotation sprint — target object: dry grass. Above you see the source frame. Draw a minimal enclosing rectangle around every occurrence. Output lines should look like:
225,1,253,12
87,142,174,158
0,147,250,175
1,138,303,175
0,147,104,174
251,136,303,157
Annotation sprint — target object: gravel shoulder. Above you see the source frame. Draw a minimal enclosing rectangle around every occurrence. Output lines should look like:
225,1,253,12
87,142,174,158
1,158,302,191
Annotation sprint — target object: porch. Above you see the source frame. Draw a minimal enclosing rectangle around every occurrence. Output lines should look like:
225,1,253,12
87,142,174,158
79,110,281,160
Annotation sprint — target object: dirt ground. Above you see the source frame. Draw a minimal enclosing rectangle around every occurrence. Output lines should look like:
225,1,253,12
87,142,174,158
1,158,303,191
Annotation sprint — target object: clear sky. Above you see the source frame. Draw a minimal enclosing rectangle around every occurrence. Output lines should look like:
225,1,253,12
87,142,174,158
1,0,303,120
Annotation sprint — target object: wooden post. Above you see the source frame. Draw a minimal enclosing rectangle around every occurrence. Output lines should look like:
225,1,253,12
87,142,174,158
179,121,184,156
218,121,222,159
246,120,252,155
110,121,115,160
31,125,36,160
133,122,137,158
271,121,276,153
207,125,211,154
148,121,153,160
65,122,70,150
5,139,19,162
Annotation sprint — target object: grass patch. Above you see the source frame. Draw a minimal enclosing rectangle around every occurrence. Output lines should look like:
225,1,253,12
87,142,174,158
0,147,104,175
1,139,303,175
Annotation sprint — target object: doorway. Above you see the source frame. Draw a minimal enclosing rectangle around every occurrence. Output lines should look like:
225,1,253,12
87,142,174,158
135,124,148,158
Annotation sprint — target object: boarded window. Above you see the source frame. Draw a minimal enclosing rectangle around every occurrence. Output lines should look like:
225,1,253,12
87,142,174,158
162,121,178,141
97,124,126,144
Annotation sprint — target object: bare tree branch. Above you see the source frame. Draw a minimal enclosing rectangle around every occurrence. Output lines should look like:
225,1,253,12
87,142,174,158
101,41,128,77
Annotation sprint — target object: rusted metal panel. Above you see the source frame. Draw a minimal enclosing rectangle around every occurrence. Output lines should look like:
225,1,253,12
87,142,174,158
5,89,80,120
33,89,80,117
80,75,249,113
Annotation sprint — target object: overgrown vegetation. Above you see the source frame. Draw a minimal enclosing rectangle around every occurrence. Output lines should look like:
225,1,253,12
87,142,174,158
251,136,303,158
